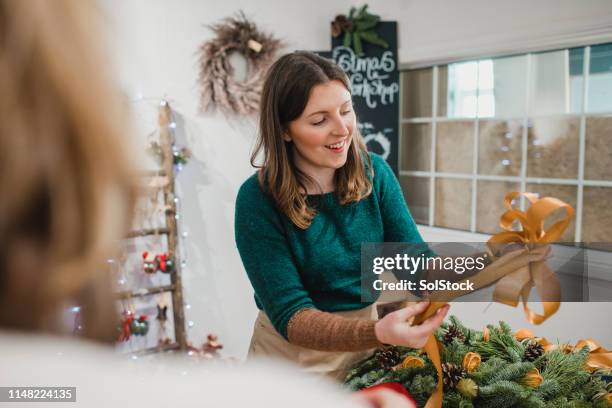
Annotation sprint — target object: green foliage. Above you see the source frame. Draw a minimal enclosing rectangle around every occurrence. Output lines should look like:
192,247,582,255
410,374,437,406
359,30,388,48
469,357,506,383
441,341,470,366
487,361,535,384
387,363,437,387
535,379,562,400
477,380,531,407
343,316,611,407
337,4,389,55
541,348,591,393
449,316,481,343
472,323,525,363
443,390,474,408
343,32,351,48
344,353,380,383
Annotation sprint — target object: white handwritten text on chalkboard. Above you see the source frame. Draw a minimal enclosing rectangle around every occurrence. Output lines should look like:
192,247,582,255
332,46,399,109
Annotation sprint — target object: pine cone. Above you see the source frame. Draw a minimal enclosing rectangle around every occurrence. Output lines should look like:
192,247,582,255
443,325,466,345
524,341,545,362
376,346,402,370
442,362,466,390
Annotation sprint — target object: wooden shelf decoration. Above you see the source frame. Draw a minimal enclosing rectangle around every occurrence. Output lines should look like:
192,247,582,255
117,101,188,352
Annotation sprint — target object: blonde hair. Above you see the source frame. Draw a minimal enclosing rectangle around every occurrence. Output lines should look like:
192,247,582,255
252,52,372,229
0,0,136,342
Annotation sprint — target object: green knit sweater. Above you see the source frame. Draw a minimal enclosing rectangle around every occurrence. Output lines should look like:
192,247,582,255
234,152,432,339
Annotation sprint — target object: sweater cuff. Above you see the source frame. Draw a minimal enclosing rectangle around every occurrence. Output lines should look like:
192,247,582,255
358,319,382,349
287,308,383,352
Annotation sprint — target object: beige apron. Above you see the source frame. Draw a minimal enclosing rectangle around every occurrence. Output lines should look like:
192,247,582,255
248,305,379,382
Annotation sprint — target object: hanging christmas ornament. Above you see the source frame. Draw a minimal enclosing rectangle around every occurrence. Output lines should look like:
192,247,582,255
142,252,176,274
155,253,175,274
142,251,157,274
118,311,135,342
130,315,149,336
147,141,191,170
172,146,191,166
186,334,224,359
156,295,172,346
202,334,223,355
157,304,168,322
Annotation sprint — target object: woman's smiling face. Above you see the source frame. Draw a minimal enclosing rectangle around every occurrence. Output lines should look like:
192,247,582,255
284,80,356,174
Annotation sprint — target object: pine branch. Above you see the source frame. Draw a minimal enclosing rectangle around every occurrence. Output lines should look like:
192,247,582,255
410,374,437,400
361,369,386,388
488,361,536,384
533,378,561,400
469,357,506,383
541,348,590,393
478,380,532,408
442,341,470,366
344,351,379,382
520,394,547,408
472,323,525,362
449,316,468,333
443,390,473,408
499,321,513,335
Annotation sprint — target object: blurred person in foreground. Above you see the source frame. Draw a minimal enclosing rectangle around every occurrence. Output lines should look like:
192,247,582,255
0,1,412,407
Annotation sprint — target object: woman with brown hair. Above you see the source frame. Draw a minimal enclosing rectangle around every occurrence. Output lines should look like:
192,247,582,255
235,51,450,380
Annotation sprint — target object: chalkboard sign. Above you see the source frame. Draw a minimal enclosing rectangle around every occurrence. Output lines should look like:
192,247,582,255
323,22,400,174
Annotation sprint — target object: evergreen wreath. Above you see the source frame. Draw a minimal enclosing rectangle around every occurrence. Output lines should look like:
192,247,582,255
345,316,612,407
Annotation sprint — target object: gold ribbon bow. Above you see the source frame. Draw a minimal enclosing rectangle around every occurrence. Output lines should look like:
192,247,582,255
516,329,612,371
487,191,574,324
414,191,575,408
573,339,612,370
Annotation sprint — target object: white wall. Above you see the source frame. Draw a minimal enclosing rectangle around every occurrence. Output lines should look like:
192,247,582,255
100,0,612,359
396,0,612,68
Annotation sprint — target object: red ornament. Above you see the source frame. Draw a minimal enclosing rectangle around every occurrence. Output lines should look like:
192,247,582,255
203,334,223,354
156,253,167,271
358,382,417,406
155,253,175,274
186,334,224,359
142,251,157,274
142,252,175,274
118,311,135,342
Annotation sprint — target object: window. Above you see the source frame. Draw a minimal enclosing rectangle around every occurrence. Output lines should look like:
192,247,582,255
400,43,612,247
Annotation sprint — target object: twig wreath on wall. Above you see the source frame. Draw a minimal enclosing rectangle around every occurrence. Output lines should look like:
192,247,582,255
197,12,282,115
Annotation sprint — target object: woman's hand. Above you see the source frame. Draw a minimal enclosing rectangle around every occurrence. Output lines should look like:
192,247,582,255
374,301,449,348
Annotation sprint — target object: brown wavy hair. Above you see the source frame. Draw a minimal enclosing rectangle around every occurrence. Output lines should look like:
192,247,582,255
252,51,372,229
0,0,136,343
